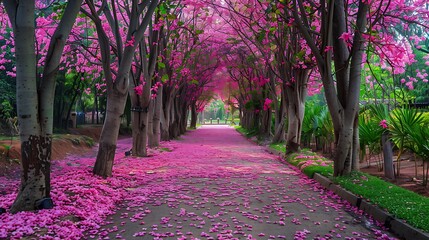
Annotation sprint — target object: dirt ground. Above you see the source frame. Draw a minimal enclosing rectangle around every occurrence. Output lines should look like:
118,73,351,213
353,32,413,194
359,152,429,197
0,125,103,177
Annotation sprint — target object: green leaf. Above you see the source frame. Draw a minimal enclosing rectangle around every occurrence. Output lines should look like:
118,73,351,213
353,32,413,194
158,62,166,69
189,79,199,85
167,14,177,20
159,4,167,15
161,74,169,82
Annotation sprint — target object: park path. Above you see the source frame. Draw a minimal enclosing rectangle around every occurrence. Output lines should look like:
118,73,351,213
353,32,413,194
95,125,395,240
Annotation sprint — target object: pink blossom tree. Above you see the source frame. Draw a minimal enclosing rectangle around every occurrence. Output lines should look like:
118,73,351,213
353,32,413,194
289,0,429,176
82,0,159,176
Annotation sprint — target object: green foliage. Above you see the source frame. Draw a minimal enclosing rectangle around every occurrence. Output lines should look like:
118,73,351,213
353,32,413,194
159,147,172,152
301,103,333,148
389,108,425,152
0,101,14,119
404,123,429,185
302,165,333,178
358,113,383,155
0,143,12,151
286,150,333,177
269,143,285,153
336,171,429,232
235,126,258,138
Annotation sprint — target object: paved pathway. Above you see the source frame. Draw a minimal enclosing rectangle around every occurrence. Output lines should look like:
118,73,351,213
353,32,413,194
94,125,395,239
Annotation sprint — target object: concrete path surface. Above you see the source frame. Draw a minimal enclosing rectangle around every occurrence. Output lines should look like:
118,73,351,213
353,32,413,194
94,125,396,240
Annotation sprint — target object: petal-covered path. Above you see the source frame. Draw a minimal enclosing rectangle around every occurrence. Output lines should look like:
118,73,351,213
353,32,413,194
100,126,395,240
0,125,396,239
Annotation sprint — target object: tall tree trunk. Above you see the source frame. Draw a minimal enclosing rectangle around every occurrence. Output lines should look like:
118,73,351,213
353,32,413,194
190,102,198,129
149,86,162,147
147,101,155,148
161,92,172,141
332,0,368,176
93,89,128,176
8,1,45,212
382,132,395,179
259,109,271,141
285,70,308,154
272,92,286,143
86,0,158,176
285,97,305,154
4,0,83,212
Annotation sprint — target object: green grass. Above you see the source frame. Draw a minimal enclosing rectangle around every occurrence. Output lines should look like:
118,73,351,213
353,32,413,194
0,136,18,141
269,142,286,153
234,126,258,138
336,171,429,232
159,147,172,152
68,136,95,147
302,165,334,178
286,150,429,232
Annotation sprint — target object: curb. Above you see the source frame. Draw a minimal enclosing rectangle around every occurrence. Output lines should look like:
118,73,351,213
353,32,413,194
312,173,429,240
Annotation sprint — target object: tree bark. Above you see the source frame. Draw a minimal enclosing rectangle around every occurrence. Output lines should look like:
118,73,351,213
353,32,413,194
4,0,82,212
149,86,162,147
161,91,172,141
93,90,128,177
292,0,368,176
382,132,395,180
86,0,158,172
285,69,308,154
190,102,198,129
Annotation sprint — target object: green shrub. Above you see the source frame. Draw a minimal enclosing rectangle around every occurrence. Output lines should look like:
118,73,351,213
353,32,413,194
302,165,333,178
234,126,258,138
285,150,333,177
269,143,286,153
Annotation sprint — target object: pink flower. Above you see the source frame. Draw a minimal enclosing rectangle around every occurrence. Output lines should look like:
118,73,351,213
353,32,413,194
379,119,388,129
263,98,273,111
125,36,135,47
134,84,143,96
405,81,414,90
339,32,353,47
324,46,333,52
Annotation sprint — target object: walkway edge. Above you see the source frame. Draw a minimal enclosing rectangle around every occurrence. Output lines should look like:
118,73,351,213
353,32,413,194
264,147,429,240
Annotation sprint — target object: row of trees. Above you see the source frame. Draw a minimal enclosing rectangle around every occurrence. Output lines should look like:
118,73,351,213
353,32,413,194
0,0,222,212
217,0,429,177
0,0,428,213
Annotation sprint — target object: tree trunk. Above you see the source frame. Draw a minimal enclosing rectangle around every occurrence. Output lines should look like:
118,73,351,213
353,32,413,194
352,115,360,171
161,93,172,141
147,100,156,148
333,123,354,176
10,2,44,207
190,102,198,129
4,0,82,212
11,136,52,213
259,109,271,141
149,86,162,147
131,110,149,156
93,89,128,177
382,132,395,180
285,73,307,154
